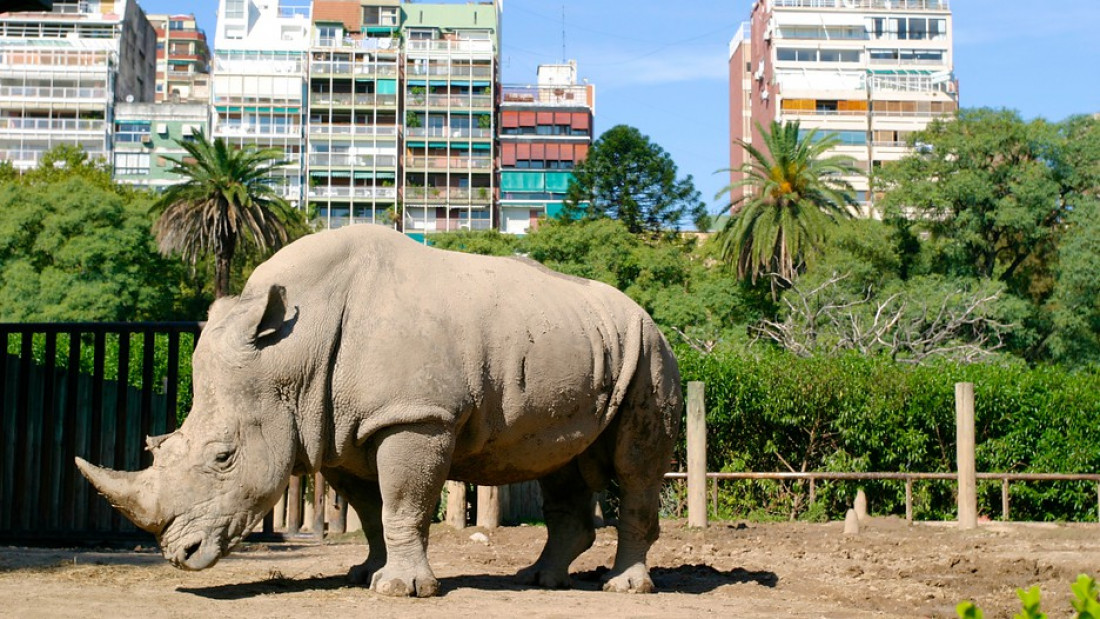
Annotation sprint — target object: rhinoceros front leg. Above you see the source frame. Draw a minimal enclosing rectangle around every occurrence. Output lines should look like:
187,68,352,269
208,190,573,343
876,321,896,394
369,423,452,598
321,468,385,585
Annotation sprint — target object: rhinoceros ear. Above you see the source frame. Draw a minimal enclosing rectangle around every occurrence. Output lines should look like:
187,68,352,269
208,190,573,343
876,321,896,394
236,284,295,348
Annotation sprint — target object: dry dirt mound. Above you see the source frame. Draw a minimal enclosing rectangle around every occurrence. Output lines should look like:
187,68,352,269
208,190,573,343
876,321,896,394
2,518,1097,618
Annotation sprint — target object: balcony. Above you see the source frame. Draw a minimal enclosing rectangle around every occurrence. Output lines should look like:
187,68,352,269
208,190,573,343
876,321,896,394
0,50,111,72
0,117,105,132
403,186,492,204
0,85,108,102
406,65,493,79
405,94,492,109
309,61,399,77
772,0,948,9
308,153,398,168
405,127,491,139
308,92,398,108
308,124,398,137
214,123,302,137
307,186,397,200
405,39,494,55
405,155,492,171
501,85,590,108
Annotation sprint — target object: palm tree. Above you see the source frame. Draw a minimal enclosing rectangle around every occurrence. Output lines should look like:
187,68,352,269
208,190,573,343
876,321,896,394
716,120,861,295
152,132,303,299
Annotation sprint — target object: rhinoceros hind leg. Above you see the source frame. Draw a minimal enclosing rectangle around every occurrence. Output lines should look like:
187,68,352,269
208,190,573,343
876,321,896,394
322,469,386,585
516,459,595,589
370,422,452,598
603,386,677,593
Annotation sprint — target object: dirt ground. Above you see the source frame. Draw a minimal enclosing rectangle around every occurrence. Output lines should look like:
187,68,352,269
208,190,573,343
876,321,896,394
2,517,1098,618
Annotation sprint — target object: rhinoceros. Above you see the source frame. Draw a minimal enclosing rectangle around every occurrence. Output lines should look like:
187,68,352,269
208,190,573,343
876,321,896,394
76,224,682,597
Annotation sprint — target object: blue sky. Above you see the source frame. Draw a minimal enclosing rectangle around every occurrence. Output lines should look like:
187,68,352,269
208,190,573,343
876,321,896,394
140,0,1100,217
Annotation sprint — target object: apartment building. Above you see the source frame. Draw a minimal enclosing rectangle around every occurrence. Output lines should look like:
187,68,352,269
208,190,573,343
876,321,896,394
112,101,209,189
306,1,401,228
499,61,595,235
147,13,211,103
399,1,499,237
0,0,155,170
210,0,312,205
729,0,957,215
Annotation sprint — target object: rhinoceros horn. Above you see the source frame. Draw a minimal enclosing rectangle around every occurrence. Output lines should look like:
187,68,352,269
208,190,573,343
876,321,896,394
75,457,163,533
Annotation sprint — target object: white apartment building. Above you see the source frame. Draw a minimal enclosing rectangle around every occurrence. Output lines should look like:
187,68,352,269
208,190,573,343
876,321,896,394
0,0,155,170
729,0,957,216
211,0,312,205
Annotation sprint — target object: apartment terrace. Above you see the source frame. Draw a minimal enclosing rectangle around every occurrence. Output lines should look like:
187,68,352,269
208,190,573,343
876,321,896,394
772,0,948,10
308,152,398,168
405,126,491,139
308,124,397,137
403,186,491,203
308,186,397,200
405,155,492,170
0,48,112,71
308,92,398,107
405,39,494,55
0,84,107,101
309,60,398,77
501,85,591,108
406,94,492,109
0,117,104,132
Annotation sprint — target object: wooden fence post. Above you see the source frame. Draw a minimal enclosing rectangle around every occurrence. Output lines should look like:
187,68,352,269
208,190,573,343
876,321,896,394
687,381,707,528
477,485,500,529
286,475,302,534
956,382,977,530
445,481,467,530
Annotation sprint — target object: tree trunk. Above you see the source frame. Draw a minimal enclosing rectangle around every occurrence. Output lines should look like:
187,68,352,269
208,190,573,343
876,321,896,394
213,235,236,299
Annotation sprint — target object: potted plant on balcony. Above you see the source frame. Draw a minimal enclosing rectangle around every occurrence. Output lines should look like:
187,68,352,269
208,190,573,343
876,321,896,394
406,111,422,128
477,186,489,201
477,114,491,130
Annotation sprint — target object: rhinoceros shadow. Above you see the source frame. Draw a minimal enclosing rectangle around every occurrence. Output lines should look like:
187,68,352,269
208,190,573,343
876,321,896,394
177,564,777,599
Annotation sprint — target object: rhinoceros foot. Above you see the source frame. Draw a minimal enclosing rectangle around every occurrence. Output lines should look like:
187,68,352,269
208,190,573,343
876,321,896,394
515,563,572,589
602,564,655,594
346,557,385,585
370,564,439,598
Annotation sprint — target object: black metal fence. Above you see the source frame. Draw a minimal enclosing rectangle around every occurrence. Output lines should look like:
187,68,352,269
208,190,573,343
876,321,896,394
0,322,201,545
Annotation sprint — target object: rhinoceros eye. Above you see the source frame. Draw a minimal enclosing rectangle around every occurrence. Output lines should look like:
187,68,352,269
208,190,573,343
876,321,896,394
212,448,236,470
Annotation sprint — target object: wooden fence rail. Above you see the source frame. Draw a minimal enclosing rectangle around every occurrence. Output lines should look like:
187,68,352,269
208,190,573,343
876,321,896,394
662,471,1100,523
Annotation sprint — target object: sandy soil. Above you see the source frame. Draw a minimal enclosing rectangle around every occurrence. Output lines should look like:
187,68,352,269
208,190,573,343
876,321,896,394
2,517,1098,618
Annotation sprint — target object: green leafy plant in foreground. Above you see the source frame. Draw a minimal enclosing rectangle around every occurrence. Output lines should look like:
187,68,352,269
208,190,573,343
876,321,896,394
957,574,1100,619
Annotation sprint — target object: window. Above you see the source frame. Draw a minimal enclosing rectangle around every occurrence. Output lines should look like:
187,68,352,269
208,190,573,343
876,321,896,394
363,6,399,27
170,19,185,31
225,0,245,20
115,122,150,143
406,29,434,40
114,152,150,175
316,25,340,46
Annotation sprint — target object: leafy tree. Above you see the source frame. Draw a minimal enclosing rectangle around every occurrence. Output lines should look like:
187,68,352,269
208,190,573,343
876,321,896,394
564,125,709,236
716,120,861,293
876,109,1065,303
1048,195,1100,366
426,229,520,256
0,177,179,322
152,132,306,299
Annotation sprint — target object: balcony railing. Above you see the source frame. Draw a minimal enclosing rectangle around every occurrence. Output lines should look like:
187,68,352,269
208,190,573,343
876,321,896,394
214,124,302,137
0,85,109,101
308,92,398,107
308,186,397,200
0,50,111,70
500,85,589,107
309,61,399,77
403,187,492,202
0,117,105,132
405,39,494,55
772,0,948,9
406,65,493,79
405,127,491,139
308,153,398,168
405,156,492,170
308,124,398,137
405,94,492,109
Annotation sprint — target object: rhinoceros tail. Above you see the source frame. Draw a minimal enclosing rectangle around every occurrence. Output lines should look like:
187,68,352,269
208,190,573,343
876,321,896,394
606,312,643,417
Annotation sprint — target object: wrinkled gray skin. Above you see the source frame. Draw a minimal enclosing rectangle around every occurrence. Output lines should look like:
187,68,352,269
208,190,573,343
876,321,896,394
76,224,682,597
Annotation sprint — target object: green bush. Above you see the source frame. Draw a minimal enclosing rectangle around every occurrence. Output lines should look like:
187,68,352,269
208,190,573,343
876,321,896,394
677,346,1100,521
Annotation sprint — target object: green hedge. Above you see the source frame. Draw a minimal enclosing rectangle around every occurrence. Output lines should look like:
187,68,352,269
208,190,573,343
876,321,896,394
676,347,1100,522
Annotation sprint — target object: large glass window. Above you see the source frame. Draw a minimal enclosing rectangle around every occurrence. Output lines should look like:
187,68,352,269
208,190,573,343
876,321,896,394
363,6,399,27
114,152,150,175
225,0,245,20
115,122,150,143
